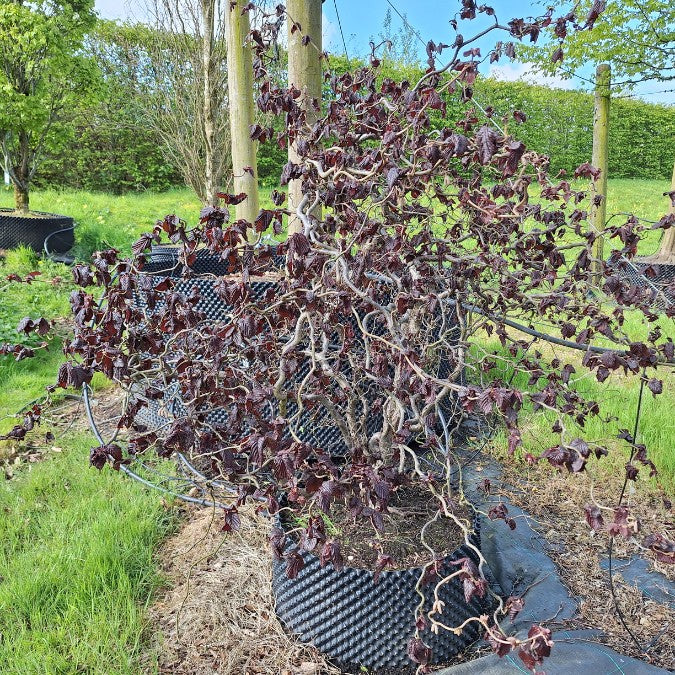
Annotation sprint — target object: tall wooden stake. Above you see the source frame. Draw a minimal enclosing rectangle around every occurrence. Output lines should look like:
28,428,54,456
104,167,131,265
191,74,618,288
590,63,610,286
287,0,322,235
226,0,259,223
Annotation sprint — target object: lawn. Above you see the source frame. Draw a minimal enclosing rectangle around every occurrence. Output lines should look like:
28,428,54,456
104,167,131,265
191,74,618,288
478,321,674,492
0,184,277,258
0,254,71,446
1,177,671,258
0,244,177,674
0,433,176,674
0,179,672,673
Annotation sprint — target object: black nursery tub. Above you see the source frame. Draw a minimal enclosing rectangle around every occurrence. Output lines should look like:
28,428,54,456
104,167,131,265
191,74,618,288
272,517,492,673
613,257,674,310
132,248,465,447
0,209,74,253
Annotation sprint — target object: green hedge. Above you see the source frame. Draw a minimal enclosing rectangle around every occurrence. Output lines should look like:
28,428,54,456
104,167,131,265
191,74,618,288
35,118,183,194
471,79,674,180
34,66,674,194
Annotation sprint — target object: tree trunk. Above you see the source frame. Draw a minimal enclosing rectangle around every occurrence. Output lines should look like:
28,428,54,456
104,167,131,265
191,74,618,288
590,64,610,286
13,182,29,213
287,0,322,235
12,131,31,213
225,0,259,224
202,0,217,206
644,159,675,264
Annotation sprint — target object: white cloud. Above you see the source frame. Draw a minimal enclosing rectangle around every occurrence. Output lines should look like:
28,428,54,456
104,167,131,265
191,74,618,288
487,62,574,90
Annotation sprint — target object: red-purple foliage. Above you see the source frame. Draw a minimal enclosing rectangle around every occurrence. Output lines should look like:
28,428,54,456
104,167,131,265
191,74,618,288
5,2,671,670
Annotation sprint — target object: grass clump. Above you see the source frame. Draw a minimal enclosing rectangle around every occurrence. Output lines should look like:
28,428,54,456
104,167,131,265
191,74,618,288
0,434,176,674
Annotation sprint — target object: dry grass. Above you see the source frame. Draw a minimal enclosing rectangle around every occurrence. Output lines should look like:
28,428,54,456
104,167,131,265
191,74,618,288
495,458,675,670
145,505,342,675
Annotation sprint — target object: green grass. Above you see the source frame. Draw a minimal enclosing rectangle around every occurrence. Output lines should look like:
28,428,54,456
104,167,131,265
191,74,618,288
0,225,176,674
1,185,203,257
0,247,74,433
476,307,674,490
0,247,71,340
1,184,277,258
605,178,673,227
493,370,674,489
586,178,670,254
0,433,176,675
2,178,671,259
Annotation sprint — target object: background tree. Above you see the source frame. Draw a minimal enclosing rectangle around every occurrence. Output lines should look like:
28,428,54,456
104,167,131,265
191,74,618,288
522,0,674,88
374,7,425,80
36,20,183,194
31,14,297,196
0,0,97,213
520,0,675,262
142,0,230,205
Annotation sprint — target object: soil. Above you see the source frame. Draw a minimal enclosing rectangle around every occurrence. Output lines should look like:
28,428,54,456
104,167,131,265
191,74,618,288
318,485,473,570
133,442,673,673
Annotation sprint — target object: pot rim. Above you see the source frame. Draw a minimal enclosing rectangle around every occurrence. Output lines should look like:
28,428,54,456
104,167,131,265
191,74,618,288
0,208,73,220
275,506,481,579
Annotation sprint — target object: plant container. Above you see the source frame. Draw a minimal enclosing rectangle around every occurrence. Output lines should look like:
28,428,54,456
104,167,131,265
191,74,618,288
614,257,674,311
133,247,462,440
272,514,491,673
0,209,74,253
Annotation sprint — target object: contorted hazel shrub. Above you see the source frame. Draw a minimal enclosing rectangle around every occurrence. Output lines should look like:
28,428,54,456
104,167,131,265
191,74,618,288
57,2,674,671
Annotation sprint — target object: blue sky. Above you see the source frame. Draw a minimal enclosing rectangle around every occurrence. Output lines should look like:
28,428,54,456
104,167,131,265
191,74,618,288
94,0,674,104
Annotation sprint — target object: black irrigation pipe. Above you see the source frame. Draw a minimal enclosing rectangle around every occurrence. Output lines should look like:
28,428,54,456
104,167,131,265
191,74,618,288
606,212,661,226
81,302,672,508
77,256,672,656
80,271,236,510
606,371,650,657
82,383,230,509
43,224,76,261
451,298,674,364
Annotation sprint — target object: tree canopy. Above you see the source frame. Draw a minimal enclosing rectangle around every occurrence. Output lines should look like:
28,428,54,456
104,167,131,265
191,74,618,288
0,0,97,211
520,0,675,89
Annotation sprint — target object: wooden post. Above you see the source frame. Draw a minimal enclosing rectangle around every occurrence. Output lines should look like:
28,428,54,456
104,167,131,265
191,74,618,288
287,0,322,235
225,0,259,224
590,63,610,286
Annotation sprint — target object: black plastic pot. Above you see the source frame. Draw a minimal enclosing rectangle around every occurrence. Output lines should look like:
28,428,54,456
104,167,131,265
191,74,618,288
272,515,492,673
0,209,74,254
614,257,674,311
133,247,464,450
